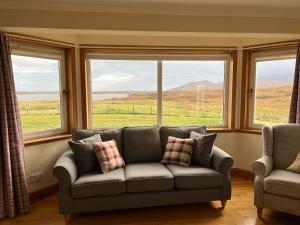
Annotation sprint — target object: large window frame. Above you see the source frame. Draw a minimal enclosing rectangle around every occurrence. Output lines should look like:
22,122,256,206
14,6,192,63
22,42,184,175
10,40,77,143
241,45,297,131
81,48,237,130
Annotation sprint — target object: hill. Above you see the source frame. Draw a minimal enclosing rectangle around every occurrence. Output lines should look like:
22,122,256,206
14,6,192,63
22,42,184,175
167,80,223,91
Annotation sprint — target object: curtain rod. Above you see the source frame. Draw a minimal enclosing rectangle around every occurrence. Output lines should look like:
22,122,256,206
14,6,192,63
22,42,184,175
4,32,76,48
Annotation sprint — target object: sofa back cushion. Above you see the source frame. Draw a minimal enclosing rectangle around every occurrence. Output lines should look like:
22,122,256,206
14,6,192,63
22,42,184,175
123,126,162,163
72,128,123,154
273,124,300,169
160,126,206,151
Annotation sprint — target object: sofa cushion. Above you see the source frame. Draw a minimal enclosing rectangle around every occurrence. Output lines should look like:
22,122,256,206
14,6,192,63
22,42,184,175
123,126,162,163
190,131,217,168
71,168,125,198
161,136,195,167
72,128,123,154
287,152,300,174
166,164,222,189
264,169,300,199
273,124,300,169
160,126,206,151
94,140,125,173
68,134,101,174
125,163,174,192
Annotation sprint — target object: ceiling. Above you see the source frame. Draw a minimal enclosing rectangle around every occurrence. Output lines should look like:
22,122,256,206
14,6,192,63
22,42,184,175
2,0,300,18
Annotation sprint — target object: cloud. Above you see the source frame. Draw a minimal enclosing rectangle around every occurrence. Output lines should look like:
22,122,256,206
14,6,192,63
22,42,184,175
256,58,296,82
11,55,60,92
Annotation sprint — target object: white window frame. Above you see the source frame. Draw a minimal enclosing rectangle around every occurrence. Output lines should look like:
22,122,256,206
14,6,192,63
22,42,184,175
248,48,297,129
86,52,231,128
11,42,68,139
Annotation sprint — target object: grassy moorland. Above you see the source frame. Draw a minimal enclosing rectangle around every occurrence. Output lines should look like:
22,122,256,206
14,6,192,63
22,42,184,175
18,86,291,131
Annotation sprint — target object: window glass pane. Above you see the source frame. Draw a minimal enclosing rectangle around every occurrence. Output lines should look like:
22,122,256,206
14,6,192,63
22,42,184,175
90,60,157,127
162,60,225,125
254,58,296,124
11,55,62,132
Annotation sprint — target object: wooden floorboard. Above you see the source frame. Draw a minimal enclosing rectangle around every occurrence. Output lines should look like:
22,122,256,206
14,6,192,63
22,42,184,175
1,177,299,225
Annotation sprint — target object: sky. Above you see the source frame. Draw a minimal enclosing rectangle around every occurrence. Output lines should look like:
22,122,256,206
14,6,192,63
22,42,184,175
256,58,296,82
11,56,296,92
12,55,60,92
90,60,225,92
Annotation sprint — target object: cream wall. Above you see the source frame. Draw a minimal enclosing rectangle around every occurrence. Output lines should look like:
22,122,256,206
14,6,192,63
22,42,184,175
25,139,70,193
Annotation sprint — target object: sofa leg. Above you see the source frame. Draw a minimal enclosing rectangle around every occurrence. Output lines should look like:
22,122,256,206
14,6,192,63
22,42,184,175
221,200,227,209
257,207,263,218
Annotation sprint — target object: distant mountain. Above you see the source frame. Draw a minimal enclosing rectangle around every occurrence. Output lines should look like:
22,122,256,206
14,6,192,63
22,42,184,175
167,80,223,91
256,80,292,89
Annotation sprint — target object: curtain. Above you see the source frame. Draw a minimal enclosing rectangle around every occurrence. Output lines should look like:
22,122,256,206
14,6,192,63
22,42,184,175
289,43,300,123
0,32,30,218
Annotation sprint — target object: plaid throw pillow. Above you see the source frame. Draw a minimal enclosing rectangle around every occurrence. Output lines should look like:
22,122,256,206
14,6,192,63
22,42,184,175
94,140,125,173
161,136,195,167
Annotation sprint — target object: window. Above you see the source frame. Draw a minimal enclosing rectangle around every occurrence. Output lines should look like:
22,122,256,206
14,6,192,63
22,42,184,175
11,42,68,139
248,48,296,128
89,60,157,127
162,60,226,126
85,51,232,128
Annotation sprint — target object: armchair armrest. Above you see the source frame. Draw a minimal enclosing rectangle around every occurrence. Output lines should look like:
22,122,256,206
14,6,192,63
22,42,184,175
211,146,234,173
251,156,273,178
53,150,78,185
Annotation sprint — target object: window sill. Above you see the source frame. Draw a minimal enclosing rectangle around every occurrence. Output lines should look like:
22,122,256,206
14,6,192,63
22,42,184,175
207,128,234,133
207,128,262,135
235,129,262,135
24,134,72,147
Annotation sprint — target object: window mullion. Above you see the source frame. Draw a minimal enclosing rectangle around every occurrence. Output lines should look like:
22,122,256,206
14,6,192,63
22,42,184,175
157,61,162,126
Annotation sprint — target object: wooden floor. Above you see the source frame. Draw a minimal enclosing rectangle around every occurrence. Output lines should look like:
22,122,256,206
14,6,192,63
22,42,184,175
1,177,300,225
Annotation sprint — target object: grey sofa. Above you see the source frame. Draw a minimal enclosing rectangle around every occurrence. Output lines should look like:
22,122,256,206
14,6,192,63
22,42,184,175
53,126,234,214
252,124,300,217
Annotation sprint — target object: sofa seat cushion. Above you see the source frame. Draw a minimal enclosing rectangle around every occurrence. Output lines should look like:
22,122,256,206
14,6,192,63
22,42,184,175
166,164,222,189
71,168,126,198
125,163,174,192
264,169,300,199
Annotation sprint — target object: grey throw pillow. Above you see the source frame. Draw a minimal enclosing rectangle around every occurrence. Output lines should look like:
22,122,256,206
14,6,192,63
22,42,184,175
190,131,217,167
68,134,102,174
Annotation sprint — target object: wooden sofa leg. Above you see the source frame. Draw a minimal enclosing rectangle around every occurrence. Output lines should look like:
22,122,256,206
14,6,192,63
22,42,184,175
221,200,227,209
257,207,263,218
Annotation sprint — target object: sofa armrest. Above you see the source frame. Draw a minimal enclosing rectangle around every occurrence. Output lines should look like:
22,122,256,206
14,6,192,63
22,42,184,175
211,146,234,173
211,146,234,200
53,150,78,185
251,156,273,178
251,156,273,207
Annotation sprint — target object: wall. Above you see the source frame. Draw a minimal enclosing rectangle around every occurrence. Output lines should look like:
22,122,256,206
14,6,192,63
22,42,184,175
25,139,69,193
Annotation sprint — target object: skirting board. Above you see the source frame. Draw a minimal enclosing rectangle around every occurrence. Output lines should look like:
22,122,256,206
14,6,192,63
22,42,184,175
28,168,254,203
29,183,58,203
230,168,255,180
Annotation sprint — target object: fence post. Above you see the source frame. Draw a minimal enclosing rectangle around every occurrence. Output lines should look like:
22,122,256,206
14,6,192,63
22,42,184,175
132,105,135,113
26,107,29,116
151,106,153,115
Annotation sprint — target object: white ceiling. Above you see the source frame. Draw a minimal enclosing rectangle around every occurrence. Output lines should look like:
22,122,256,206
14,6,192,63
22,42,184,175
2,0,300,18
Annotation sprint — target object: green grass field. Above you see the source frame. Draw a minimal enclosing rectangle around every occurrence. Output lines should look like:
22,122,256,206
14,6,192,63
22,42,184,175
18,87,291,132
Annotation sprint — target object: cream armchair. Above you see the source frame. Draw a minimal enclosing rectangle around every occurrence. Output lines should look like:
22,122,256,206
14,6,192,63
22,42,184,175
252,124,300,217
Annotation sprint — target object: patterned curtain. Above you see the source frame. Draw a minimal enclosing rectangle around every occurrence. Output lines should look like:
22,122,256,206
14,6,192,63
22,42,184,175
289,43,300,123
0,32,30,218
